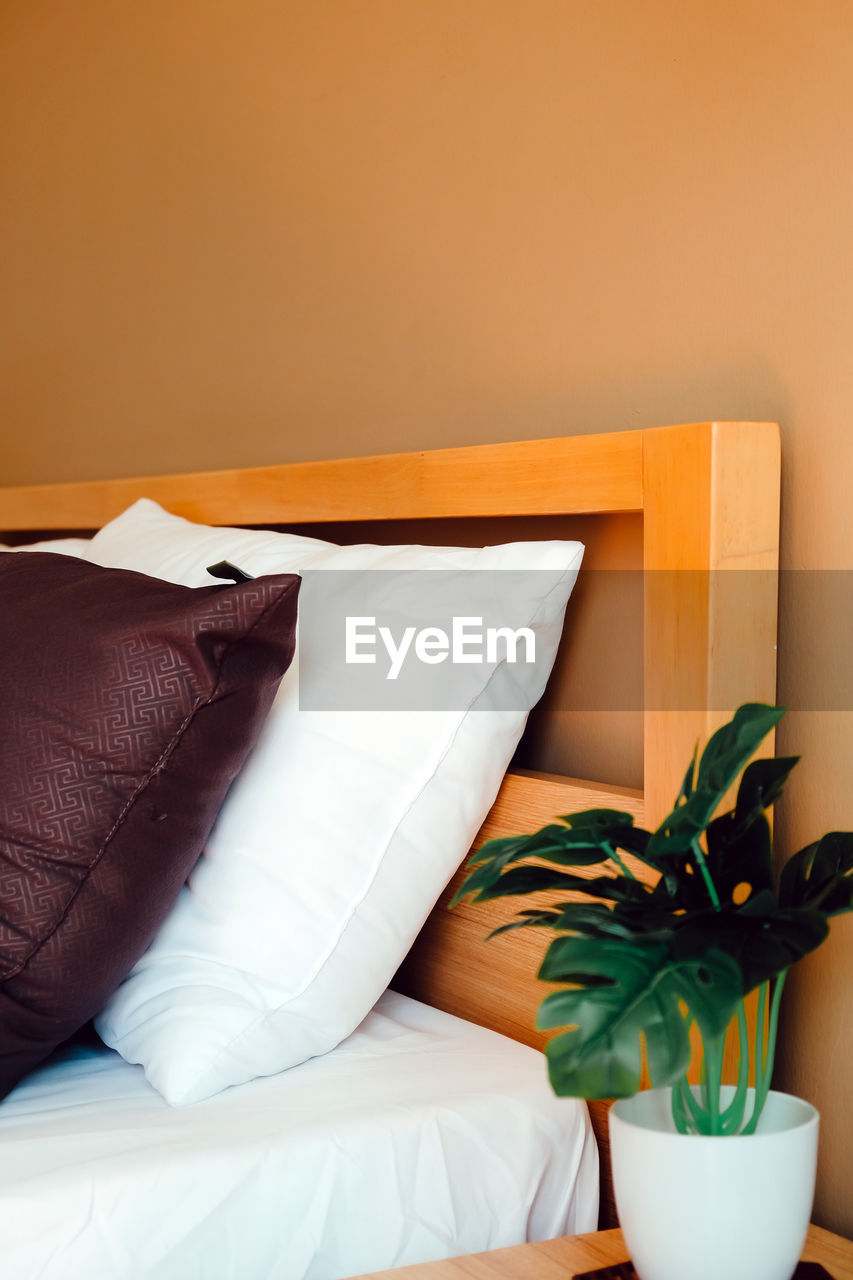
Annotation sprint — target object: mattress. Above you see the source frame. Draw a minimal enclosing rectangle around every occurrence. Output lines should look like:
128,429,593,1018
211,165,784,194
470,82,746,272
0,989,598,1280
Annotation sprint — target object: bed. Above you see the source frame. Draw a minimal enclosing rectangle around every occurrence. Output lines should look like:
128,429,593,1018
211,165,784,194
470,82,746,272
0,421,780,1278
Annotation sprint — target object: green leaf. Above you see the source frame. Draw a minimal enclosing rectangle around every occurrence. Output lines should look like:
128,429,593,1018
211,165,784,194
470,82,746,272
678,746,698,803
449,855,512,906
536,901,656,940
671,900,828,992
456,864,602,901
550,874,656,905
535,936,742,1098
561,808,638,831
462,825,576,870
646,853,695,904
559,810,653,863
705,810,774,903
694,703,786,800
462,866,655,906
505,823,610,865
648,704,785,857
452,818,656,912
733,756,799,825
487,910,565,938
779,833,853,915
451,825,580,904
449,702,853,1109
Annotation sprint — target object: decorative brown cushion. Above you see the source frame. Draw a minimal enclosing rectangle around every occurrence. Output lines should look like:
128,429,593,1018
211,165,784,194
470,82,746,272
0,551,299,1099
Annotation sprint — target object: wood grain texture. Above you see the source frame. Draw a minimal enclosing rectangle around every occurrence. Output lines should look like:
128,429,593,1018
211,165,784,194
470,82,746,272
396,772,644,1049
0,431,643,530
642,421,780,827
641,422,780,1089
349,1230,631,1280
348,1224,853,1280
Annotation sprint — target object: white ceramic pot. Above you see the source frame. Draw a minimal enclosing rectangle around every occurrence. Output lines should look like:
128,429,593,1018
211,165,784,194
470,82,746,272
609,1087,819,1280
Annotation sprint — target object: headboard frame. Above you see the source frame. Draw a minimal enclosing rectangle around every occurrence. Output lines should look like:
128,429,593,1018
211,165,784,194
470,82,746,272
0,420,780,1228
0,419,779,830
0,430,643,528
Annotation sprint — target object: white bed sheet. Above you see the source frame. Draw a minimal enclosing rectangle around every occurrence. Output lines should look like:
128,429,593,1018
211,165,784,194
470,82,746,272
0,990,598,1280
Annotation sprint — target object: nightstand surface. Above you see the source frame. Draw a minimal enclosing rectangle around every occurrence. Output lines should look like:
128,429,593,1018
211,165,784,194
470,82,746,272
350,1224,853,1280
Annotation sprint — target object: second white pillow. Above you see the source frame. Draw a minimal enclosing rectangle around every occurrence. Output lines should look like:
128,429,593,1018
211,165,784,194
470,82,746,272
89,499,583,1105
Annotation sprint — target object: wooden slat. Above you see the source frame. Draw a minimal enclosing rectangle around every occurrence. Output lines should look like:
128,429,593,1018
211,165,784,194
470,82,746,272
396,771,644,1046
349,1230,635,1280
0,431,643,532
641,422,780,1093
642,421,780,826
348,1225,853,1279
348,1230,634,1279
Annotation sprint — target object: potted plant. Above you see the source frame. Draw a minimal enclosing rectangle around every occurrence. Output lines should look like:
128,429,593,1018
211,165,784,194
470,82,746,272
452,704,853,1280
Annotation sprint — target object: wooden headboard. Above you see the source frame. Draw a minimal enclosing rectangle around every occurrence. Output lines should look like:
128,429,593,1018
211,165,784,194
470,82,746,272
0,420,780,1229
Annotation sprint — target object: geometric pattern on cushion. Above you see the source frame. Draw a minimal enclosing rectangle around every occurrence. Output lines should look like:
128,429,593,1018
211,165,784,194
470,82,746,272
0,551,299,1100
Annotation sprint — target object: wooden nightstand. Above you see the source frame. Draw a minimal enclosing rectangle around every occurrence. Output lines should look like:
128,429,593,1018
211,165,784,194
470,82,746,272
350,1225,853,1279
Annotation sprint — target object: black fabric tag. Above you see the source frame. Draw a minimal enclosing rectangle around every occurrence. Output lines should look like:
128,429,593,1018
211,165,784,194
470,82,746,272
206,560,255,585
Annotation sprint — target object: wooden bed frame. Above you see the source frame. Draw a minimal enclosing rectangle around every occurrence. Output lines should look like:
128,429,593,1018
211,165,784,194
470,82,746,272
0,420,780,1231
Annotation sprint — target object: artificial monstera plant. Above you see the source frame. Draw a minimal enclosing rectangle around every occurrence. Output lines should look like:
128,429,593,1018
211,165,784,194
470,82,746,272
452,704,853,1136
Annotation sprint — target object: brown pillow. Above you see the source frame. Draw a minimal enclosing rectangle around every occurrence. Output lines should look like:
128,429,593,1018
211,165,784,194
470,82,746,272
0,551,299,1099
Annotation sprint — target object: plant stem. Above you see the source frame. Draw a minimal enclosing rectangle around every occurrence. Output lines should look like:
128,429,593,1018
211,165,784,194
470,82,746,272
681,1070,708,1129
670,998,753,1136
742,971,788,1135
720,997,750,1134
703,1028,725,1134
602,841,637,880
690,837,721,911
753,978,768,1109
671,1077,690,1134
671,1026,728,1135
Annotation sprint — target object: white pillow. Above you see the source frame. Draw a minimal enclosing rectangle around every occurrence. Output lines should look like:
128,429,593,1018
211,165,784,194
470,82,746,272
1,537,91,555
88,499,583,1104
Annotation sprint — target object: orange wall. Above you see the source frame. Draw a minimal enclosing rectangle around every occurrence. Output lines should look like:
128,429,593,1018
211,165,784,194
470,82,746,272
3,0,853,1235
